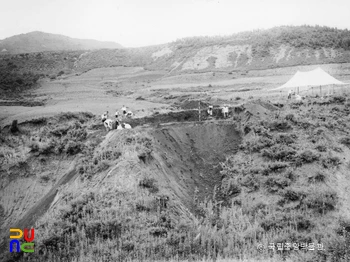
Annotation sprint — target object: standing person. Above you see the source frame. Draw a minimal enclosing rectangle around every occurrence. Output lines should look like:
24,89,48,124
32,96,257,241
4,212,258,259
115,110,119,119
222,106,229,118
104,119,113,131
207,105,213,116
101,111,108,122
122,105,127,116
288,90,292,100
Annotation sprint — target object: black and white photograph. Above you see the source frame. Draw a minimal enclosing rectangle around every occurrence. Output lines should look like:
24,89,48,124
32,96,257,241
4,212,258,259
1,0,350,261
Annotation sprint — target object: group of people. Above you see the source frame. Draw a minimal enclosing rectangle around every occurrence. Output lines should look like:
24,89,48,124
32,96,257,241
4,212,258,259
101,105,133,131
206,105,229,118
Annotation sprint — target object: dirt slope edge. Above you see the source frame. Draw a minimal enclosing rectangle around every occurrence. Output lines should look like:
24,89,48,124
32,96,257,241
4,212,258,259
0,159,78,257
148,121,242,211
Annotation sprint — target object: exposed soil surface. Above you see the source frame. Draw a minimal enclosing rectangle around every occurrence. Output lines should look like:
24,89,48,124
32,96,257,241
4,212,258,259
149,121,241,212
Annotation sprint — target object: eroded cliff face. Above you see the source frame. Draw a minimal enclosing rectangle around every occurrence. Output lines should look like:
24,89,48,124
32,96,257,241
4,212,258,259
72,43,350,73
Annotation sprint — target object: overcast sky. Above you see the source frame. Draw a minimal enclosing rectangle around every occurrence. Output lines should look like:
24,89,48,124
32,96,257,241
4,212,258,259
0,0,349,47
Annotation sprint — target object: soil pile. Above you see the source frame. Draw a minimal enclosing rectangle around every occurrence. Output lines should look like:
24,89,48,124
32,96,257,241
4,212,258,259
233,99,279,123
177,99,210,110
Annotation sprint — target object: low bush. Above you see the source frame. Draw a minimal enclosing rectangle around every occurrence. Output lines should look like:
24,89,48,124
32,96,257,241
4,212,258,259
321,155,341,168
264,175,292,193
295,150,319,165
315,143,327,152
139,177,159,193
330,96,346,104
290,101,303,109
220,179,241,197
339,136,350,148
274,133,296,145
308,171,327,183
282,187,307,202
28,141,40,152
240,174,260,192
38,173,51,183
261,161,290,175
267,120,291,131
285,113,295,122
242,136,275,152
64,141,84,155
262,144,297,161
302,189,338,214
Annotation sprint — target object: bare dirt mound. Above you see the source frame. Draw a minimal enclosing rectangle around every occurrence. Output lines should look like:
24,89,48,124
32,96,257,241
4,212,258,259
176,99,210,110
233,99,279,123
148,121,241,211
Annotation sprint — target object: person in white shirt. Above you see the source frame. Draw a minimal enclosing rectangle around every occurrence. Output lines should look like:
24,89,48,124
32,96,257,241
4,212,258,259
101,111,108,122
207,105,213,116
222,106,229,118
104,119,113,131
122,105,127,116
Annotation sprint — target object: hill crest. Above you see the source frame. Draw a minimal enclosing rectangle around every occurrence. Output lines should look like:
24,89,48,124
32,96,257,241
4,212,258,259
0,31,123,54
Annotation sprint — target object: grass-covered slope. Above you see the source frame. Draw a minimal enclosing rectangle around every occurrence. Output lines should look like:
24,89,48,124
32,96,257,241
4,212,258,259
2,96,350,262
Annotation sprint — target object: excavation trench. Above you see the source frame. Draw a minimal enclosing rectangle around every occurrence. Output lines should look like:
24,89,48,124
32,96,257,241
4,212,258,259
147,121,242,211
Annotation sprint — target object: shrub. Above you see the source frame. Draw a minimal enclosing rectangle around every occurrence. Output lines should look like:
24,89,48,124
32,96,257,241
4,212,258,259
268,120,291,131
50,126,70,137
29,117,47,125
0,204,4,226
274,133,296,145
330,96,346,104
285,113,295,122
220,179,241,197
28,141,40,152
39,140,55,155
290,101,303,109
282,187,307,202
242,136,275,152
139,177,159,193
98,149,122,161
67,126,87,141
38,173,51,183
321,155,341,168
308,171,326,183
261,161,290,175
303,189,337,214
315,143,327,152
240,174,260,192
295,150,319,165
339,136,350,148
260,212,287,231
264,175,291,193
64,141,84,155
262,144,297,161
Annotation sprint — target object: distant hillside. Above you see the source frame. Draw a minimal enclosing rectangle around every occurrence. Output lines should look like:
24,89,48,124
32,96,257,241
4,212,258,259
0,31,123,54
55,25,350,73
2,25,350,81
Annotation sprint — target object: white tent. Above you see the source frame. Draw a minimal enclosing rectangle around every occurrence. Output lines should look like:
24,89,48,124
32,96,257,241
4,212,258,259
273,67,346,92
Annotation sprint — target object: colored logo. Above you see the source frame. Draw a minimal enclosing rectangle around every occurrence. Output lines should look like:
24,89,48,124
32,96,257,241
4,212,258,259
9,228,35,253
